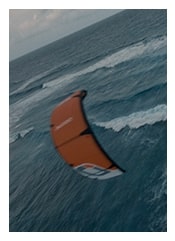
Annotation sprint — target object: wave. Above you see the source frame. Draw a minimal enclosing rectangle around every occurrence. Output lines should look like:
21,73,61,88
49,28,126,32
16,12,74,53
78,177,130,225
10,36,166,94
9,64,68,96
10,35,166,96
41,35,166,89
93,35,166,69
10,127,34,144
10,70,53,96
9,36,166,128
95,104,167,132
95,82,167,108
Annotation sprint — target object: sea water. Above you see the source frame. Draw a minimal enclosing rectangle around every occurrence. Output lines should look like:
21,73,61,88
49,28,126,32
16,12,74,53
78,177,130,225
9,10,167,231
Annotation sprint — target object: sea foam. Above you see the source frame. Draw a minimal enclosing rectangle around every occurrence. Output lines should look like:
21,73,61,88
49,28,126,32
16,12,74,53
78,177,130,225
41,36,166,89
95,104,167,132
10,127,34,144
9,36,166,129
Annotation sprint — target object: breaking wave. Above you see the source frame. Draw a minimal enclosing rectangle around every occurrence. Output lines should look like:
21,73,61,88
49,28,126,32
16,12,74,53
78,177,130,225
9,65,66,96
95,104,167,132
42,36,166,89
10,127,34,144
35,36,167,90
9,36,166,129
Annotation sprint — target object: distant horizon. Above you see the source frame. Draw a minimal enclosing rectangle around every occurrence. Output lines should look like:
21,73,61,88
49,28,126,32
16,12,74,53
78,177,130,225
10,9,123,61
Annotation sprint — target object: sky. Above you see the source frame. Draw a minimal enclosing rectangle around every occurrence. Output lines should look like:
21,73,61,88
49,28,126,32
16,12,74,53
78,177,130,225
9,9,123,60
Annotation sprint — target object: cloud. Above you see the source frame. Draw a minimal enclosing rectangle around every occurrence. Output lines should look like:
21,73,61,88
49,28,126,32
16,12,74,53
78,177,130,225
14,10,50,37
9,9,122,59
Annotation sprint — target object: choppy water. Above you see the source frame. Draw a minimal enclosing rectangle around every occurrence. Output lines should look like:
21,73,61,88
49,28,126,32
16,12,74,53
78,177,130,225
9,10,167,231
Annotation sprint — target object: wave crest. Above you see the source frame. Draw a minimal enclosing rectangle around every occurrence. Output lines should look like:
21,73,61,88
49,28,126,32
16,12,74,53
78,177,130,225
36,35,167,90
9,36,166,129
10,127,34,144
95,104,167,132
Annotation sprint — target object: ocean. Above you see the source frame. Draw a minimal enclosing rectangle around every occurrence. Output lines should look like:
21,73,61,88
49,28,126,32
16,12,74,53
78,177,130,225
9,10,167,232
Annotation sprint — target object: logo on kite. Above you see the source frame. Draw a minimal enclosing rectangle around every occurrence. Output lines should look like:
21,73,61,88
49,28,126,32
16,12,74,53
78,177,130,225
55,117,73,131
50,90,125,180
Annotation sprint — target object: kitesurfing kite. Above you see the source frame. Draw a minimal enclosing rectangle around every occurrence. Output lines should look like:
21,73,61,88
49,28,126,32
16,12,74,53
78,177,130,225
50,90,125,179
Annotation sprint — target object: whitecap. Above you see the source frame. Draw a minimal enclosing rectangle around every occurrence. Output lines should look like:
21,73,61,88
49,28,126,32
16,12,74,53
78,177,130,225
10,127,34,144
9,36,167,128
95,104,167,132
44,36,167,89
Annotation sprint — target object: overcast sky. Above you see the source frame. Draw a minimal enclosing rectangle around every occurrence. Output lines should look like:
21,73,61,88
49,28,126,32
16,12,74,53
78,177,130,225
9,9,123,60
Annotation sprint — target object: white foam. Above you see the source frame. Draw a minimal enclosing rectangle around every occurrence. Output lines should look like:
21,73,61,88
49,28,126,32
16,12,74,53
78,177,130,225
104,36,166,68
10,66,59,96
95,104,167,132
10,127,34,144
42,36,167,89
9,36,166,130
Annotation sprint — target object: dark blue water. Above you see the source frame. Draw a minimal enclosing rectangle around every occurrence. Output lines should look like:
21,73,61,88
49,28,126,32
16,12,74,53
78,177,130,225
9,10,167,231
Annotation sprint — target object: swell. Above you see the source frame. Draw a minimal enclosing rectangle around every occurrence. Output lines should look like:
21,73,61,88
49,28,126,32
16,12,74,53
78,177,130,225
90,82,167,111
9,35,166,129
10,127,34,144
9,63,70,98
42,35,166,90
9,127,49,144
10,35,166,96
95,104,167,133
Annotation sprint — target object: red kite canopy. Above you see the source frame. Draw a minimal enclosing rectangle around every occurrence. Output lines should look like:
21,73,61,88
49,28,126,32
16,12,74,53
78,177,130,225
50,90,125,180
